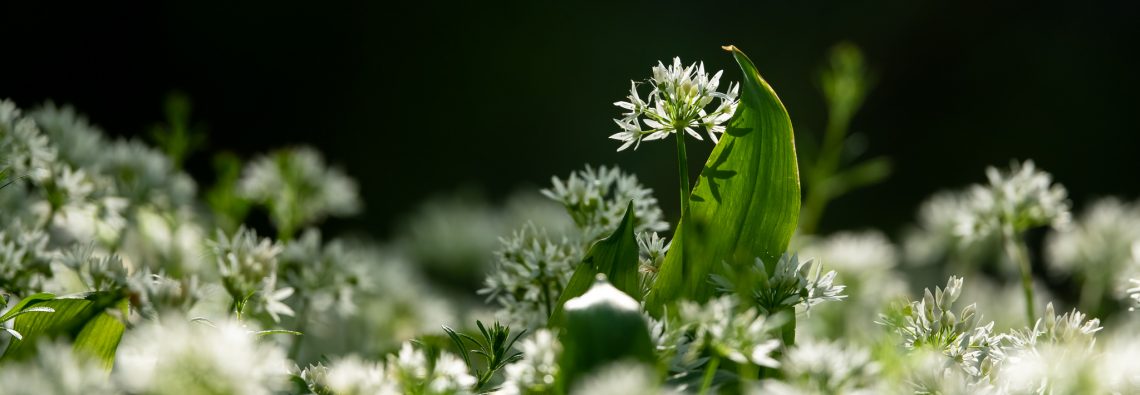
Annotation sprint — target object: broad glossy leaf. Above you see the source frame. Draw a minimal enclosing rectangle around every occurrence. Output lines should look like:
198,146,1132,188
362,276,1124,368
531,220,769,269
549,201,640,326
647,46,801,312
557,276,656,391
2,292,127,369
0,292,55,322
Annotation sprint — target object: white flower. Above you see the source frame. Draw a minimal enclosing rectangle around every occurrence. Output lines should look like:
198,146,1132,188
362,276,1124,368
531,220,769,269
303,355,399,395
541,165,668,241
260,278,295,323
386,342,475,394
757,339,881,394
570,362,678,395
239,146,362,235
498,329,561,395
1046,197,1140,308
480,224,580,328
0,340,117,395
880,276,1004,379
958,160,1070,240
114,316,291,395
611,57,739,151
712,254,846,315
678,296,782,367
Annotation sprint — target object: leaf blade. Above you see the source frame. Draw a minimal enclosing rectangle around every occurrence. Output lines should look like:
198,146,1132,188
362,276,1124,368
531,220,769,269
648,46,802,311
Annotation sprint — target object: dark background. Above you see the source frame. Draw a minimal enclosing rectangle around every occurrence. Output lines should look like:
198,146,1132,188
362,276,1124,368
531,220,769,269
5,1,1139,239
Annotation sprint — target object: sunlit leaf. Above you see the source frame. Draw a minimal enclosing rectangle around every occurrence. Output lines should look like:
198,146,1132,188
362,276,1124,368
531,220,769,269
648,46,802,312
558,276,656,391
0,292,55,322
2,291,127,370
549,201,640,326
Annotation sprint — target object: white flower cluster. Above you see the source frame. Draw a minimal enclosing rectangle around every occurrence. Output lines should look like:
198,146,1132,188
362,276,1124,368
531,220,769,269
114,317,291,395
611,57,739,151
0,99,203,297
208,226,294,322
677,295,782,368
570,362,677,395
480,224,581,328
958,160,1071,240
798,231,907,339
711,254,846,315
395,192,574,282
238,146,361,237
498,329,562,395
1046,197,1140,308
1005,302,1102,350
881,276,1003,378
0,340,115,395
636,232,669,294
756,339,882,395
541,165,668,241
301,343,474,395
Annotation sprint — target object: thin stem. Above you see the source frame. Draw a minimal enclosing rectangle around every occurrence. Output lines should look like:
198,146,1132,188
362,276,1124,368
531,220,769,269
698,355,720,395
675,130,691,221
1002,225,1036,325
800,106,851,235
675,130,692,297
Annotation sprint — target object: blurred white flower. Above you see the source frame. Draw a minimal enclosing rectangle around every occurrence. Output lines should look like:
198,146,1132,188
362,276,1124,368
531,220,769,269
0,340,117,395
30,102,107,169
611,57,740,150
480,224,580,328
798,231,907,339
1046,197,1140,311
958,160,1070,240
756,338,881,395
239,146,361,236
0,100,58,183
386,342,475,395
570,362,677,395
712,254,846,315
115,317,291,395
678,295,782,367
498,329,561,395
541,165,668,241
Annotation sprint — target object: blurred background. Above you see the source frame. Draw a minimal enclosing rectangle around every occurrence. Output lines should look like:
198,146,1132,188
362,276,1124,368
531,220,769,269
4,0,1139,240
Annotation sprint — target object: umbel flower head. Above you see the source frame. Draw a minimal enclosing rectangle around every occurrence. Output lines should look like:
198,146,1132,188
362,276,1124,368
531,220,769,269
610,57,740,151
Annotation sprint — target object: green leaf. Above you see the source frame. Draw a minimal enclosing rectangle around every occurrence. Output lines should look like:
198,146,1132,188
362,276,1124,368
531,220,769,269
548,201,640,326
647,46,802,312
0,292,56,322
2,292,127,370
557,276,656,392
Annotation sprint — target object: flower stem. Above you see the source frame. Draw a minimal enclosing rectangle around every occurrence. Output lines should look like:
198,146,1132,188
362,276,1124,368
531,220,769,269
675,130,691,221
1002,225,1036,325
675,131,691,295
698,355,720,395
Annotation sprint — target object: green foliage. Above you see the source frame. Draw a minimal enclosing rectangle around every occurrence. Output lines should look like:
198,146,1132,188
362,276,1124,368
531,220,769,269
648,46,802,312
443,320,525,392
2,292,127,370
558,276,656,392
799,42,890,235
549,202,641,325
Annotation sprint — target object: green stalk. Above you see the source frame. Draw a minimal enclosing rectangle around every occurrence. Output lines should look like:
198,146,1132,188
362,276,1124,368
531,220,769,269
675,130,691,296
799,105,850,235
698,355,720,395
1002,225,1036,325
675,130,691,225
